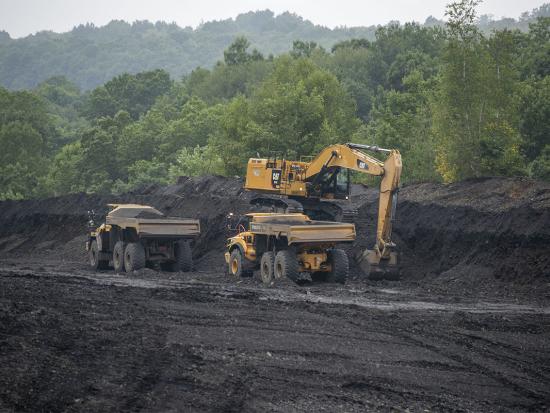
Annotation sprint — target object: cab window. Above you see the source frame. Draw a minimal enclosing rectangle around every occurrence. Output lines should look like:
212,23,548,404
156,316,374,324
336,169,349,194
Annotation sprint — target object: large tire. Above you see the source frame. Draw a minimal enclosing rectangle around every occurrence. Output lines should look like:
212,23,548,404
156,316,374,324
89,239,109,270
124,242,146,272
229,249,244,277
274,250,299,281
326,249,349,284
260,252,275,285
176,240,193,272
113,241,125,273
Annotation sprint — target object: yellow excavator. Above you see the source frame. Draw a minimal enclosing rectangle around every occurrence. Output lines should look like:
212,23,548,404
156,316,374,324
244,143,402,277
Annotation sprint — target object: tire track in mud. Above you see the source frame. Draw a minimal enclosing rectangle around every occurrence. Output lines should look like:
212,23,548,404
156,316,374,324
1,266,548,315
2,265,550,412
390,328,550,410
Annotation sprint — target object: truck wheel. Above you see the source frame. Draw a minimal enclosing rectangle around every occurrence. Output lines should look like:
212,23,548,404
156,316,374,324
113,241,125,273
260,252,275,285
89,240,109,270
124,242,146,272
327,249,349,283
229,249,244,277
176,240,193,272
274,250,299,281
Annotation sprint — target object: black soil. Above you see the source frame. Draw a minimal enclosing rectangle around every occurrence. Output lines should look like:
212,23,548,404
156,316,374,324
1,175,549,412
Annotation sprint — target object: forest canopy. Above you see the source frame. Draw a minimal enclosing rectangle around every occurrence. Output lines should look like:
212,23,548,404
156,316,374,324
0,1,549,200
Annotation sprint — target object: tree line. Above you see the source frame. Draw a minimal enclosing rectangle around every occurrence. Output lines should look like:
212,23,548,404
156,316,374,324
0,0,548,200
0,5,548,90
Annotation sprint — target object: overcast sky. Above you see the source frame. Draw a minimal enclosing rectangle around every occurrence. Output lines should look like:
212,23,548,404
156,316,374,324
0,0,546,38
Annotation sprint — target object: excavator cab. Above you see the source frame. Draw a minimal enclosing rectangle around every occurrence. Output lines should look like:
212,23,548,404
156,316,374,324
306,167,350,200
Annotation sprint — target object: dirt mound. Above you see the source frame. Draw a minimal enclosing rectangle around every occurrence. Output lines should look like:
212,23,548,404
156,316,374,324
351,177,550,293
400,177,550,282
0,176,251,271
0,175,549,294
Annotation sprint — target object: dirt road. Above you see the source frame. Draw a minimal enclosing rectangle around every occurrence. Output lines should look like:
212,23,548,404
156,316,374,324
1,258,549,412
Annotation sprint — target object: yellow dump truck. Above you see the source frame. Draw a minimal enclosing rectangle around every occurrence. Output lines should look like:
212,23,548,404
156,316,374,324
225,213,355,284
86,204,200,273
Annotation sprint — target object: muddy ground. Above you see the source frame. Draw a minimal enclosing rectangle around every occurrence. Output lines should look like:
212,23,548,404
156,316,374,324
0,176,549,412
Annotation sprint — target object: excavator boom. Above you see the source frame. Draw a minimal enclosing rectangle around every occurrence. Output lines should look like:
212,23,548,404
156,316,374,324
304,144,385,178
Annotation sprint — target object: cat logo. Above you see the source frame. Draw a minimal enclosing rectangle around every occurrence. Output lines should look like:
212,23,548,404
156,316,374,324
357,160,369,170
271,169,282,187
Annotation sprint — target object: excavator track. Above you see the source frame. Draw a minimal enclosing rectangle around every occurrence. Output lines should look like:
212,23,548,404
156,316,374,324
298,198,358,222
249,195,357,223
249,195,304,214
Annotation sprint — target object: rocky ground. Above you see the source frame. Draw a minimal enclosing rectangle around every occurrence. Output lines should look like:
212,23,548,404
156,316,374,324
0,176,549,412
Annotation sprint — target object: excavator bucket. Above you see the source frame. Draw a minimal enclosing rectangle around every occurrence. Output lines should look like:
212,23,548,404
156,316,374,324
356,249,400,280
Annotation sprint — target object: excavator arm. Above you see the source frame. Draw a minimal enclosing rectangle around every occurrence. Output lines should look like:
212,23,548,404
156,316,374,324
304,144,386,178
305,143,403,277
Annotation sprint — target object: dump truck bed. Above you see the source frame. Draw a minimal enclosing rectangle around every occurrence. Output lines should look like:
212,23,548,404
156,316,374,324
105,204,200,238
106,216,200,238
248,214,355,244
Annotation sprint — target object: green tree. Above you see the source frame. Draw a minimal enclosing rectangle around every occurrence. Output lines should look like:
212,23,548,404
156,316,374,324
46,141,85,195
35,76,81,107
84,69,173,120
35,76,88,150
80,110,133,189
157,97,223,161
368,72,440,182
530,145,550,180
331,38,370,52
184,61,272,103
168,146,225,178
0,121,48,199
224,37,264,66
251,56,359,157
521,17,550,79
432,0,525,181
212,96,263,175
323,24,444,120
117,108,168,169
78,126,118,193
213,56,360,174
322,46,378,121
290,40,325,58
113,159,170,193
519,76,550,162
0,88,54,199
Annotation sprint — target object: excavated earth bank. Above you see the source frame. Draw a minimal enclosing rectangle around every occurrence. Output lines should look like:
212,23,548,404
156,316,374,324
0,175,549,412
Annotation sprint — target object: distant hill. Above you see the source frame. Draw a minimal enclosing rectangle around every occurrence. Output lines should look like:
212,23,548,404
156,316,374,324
0,5,548,90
